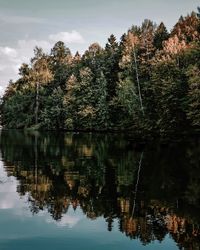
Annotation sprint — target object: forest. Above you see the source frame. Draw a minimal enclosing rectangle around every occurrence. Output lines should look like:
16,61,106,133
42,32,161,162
0,9,200,137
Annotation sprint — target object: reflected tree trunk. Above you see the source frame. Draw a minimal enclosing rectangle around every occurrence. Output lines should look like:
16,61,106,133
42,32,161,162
131,151,144,217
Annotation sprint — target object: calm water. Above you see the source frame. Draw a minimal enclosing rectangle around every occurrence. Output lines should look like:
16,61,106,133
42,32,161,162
0,130,199,250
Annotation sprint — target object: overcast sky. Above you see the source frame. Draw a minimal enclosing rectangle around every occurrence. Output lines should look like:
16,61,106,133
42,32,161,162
0,0,199,95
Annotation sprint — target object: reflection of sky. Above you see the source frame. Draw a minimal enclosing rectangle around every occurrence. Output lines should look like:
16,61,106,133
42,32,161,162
46,209,83,228
0,159,179,250
0,160,27,210
0,159,85,225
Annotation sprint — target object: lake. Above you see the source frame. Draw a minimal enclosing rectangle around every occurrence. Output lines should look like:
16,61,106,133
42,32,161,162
0,130,199,250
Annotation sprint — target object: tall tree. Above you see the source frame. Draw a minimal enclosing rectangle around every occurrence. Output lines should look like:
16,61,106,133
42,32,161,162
119,31,144,115
153,22,169,50
104,34,120,100
64,74,79,129
186,65,200,128
95,71,109,129
31,47,53,126
151,61,187,134
50,41,72,88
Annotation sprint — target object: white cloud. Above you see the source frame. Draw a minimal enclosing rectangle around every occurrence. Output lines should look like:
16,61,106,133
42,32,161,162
0,65,6,71
0,47,18,57
0,30,85,96
0,85,4,96
49,30,85,44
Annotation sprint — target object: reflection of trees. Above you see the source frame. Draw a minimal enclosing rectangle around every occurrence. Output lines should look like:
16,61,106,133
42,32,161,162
0,130,200,249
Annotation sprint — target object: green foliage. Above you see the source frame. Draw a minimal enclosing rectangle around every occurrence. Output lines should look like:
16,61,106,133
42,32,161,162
117,77,138,117
1,90,34,128
151,62,188,134
1,11,200,136
186,65,200,127
95,71,109,129
40,87,65,129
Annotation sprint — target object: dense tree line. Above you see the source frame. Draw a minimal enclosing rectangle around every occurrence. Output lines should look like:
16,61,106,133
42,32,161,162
1,10,200,136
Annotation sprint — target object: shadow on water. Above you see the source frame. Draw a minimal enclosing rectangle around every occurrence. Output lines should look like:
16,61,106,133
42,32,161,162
0,130,200,249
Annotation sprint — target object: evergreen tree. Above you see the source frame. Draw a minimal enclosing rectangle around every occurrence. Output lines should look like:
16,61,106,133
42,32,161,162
153,22,169,50
40,87,65,129
95,71,109,129
104,34,120,100
50,41,72,88
64,74,79,129
151,62,187,134
186,65,200,128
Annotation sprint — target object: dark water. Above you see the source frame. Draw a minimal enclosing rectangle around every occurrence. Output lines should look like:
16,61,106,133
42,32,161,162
0,130,199,250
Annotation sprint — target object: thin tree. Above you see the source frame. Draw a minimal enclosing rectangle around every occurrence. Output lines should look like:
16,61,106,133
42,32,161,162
133,48,144,115
128,32,145,115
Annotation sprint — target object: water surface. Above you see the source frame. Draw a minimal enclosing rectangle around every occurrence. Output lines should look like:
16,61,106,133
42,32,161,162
0,130,199,250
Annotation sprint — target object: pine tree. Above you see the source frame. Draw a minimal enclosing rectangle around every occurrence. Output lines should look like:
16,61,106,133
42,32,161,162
50,41,72,88
104,34,120,100
153,22,169,50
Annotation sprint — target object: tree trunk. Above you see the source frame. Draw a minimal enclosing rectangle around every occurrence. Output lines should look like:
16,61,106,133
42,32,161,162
35,82,39,125
131,151,144,217
133,48,144,115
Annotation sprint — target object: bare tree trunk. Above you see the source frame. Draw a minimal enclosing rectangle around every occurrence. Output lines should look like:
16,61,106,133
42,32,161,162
35,82,39,125
133,48,144,115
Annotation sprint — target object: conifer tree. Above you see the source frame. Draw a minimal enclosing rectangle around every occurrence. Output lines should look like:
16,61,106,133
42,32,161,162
153,22,169,50
186,65,200,128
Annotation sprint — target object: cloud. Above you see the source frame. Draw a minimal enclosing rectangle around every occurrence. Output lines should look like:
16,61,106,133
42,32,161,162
49,30,85,44
0,47,18,57
0,30,85,96
0,86,4,96
0,40,52,95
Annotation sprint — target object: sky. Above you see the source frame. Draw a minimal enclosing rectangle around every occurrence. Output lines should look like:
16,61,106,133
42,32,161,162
0,0,199,96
